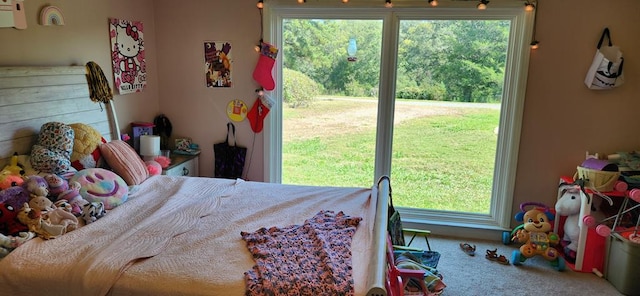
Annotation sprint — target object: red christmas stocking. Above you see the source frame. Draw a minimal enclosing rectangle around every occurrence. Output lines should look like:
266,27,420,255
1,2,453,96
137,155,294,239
247,95,274,133
252,42,278,91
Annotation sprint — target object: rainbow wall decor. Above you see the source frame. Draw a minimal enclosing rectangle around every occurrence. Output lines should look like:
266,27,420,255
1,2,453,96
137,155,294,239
39,6,65,26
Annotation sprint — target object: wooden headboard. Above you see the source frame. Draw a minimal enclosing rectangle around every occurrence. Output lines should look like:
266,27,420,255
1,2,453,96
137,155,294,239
0,66,119,167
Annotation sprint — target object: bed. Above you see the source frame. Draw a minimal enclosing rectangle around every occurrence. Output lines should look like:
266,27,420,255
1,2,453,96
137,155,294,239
0,66,389,296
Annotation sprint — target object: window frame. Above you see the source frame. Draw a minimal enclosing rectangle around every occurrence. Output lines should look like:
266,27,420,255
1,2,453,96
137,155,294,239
263,3,534,233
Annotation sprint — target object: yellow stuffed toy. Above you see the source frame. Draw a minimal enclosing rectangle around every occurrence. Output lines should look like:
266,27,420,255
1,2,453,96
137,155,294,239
69,123,105,170
1,152,25,176
0,153,25,190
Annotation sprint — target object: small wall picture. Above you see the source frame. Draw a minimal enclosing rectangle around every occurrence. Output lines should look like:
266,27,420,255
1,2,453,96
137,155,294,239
204,41,232,88
109,18,146,94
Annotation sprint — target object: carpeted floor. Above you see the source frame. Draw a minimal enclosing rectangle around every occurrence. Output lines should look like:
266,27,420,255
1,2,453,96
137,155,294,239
413,235,624,296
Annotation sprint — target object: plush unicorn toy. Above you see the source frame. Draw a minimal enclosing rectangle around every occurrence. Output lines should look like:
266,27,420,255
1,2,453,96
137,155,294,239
555,184,612,253
555,185,583,252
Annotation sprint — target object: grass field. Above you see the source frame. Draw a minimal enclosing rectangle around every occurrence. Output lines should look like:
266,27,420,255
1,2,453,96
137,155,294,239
282,98,499,214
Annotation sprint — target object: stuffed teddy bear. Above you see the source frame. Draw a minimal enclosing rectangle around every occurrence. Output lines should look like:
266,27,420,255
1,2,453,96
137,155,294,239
28,195,78,233
17,202,66,240
57,181,88,217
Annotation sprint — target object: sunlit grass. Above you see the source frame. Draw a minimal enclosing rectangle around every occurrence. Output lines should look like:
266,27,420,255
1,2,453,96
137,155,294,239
282,100,499,213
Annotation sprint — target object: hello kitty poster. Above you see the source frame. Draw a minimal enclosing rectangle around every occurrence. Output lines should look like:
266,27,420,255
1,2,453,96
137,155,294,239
109,18,146,94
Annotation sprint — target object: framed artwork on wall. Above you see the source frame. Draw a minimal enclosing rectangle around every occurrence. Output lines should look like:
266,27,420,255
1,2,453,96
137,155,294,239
109,18,146,94
204,41,232,88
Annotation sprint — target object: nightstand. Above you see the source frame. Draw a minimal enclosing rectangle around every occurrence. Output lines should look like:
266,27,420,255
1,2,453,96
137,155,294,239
162,154,199,177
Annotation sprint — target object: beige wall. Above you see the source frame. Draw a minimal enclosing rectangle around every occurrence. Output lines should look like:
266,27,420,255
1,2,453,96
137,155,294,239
518,0,640,223
0,0,160,143
2,0,639,228
153,0,263,182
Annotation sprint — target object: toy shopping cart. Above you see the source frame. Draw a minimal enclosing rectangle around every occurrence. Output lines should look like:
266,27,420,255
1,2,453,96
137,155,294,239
598,190,640,296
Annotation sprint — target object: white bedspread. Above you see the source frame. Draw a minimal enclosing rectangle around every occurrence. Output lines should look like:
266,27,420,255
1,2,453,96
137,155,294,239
0,176,378,296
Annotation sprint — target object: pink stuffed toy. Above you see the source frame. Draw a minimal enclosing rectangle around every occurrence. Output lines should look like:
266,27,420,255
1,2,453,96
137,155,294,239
44,174,69,200
153,156,171,169
146,160,162,176
57,181,88,217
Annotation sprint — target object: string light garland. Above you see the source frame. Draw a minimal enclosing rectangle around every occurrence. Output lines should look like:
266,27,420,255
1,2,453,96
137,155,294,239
255,2,264,52
529,0,539,49
287,0,536,10
477,0,489,10
524,1,535,11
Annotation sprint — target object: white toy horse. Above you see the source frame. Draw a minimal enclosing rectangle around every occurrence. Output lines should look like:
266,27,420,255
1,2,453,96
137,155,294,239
555,184,612,251
555,186,583,252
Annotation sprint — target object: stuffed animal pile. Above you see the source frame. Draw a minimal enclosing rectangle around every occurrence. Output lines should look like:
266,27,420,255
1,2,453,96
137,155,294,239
0,171,114,255
0,121,135,258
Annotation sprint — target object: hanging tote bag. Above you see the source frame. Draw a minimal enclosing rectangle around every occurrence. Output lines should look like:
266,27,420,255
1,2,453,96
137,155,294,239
584,28,624,90
213,122,247,179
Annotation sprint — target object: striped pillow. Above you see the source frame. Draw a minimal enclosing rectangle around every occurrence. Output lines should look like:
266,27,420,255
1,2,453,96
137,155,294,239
99,140,148,185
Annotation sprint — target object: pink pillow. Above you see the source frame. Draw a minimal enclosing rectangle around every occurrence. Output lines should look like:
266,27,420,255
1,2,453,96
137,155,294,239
99,140,148,185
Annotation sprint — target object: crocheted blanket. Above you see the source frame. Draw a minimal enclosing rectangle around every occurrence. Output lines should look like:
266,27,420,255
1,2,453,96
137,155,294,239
241,210,362,296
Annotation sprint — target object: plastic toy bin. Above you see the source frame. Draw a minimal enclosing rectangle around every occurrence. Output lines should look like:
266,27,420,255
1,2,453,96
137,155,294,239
604,233,640,295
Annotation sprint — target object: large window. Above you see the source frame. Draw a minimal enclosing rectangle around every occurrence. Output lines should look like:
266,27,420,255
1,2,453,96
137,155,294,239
264,3,533,232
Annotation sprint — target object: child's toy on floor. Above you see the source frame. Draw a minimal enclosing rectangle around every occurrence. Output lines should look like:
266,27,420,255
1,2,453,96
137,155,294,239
555,182,613,262
511,202,565,271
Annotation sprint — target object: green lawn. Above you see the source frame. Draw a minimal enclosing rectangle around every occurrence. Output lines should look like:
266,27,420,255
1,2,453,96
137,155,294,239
282,99,499,214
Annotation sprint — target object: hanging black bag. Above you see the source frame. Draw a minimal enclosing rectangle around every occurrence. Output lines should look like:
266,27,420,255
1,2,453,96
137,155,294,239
213,122,247,179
